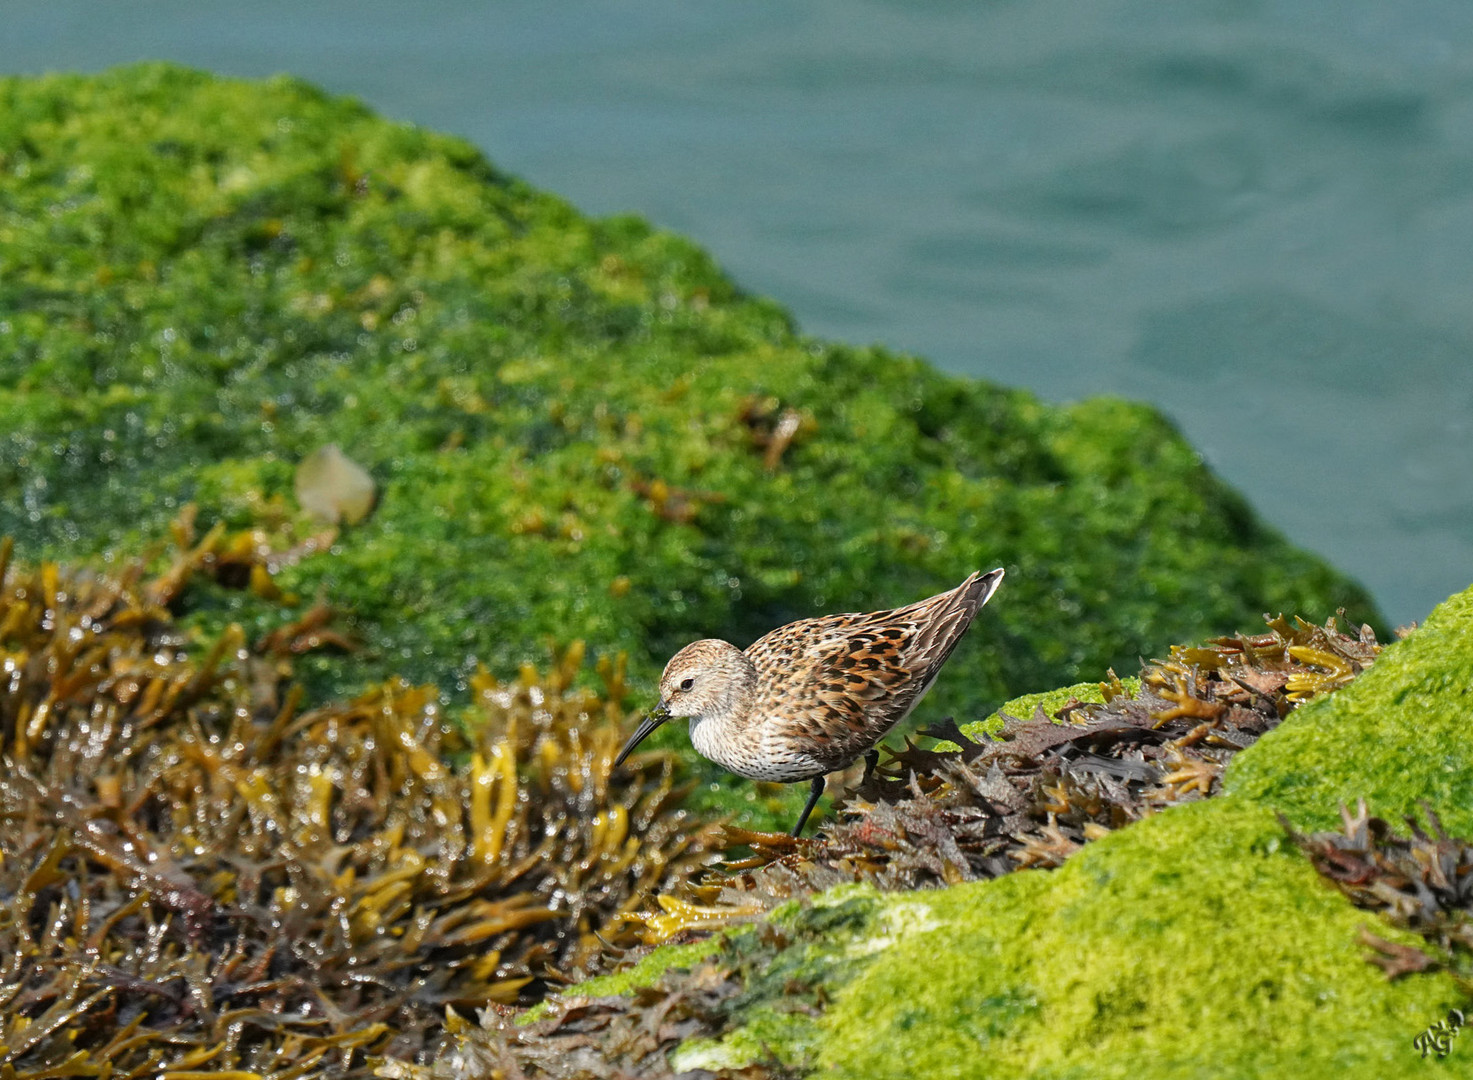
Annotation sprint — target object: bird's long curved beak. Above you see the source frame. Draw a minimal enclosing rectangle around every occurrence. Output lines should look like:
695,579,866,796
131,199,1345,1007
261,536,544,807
613,701,670,767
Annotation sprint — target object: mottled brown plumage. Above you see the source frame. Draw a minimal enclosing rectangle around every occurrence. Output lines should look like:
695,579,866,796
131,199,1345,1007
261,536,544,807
614,568,1005,835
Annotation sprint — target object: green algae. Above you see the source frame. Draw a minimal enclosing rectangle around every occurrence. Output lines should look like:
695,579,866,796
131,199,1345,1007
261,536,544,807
1225,585,1473,836
957,676,1141,743
0,62,1380,790
540,933,732,1010
669,888,886,1073
817,802,1467,1080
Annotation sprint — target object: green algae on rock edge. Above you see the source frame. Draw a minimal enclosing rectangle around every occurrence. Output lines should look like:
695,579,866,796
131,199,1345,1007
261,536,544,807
1225,584,1473,838
1,63,1382,781
955,676,1141,744
517,932,733,1026
815,802,1466,1080
472,806,1468,1078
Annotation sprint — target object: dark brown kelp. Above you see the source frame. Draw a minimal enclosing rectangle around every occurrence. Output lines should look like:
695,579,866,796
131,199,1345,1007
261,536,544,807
635,613,1384,929
1285,801,1473,981
0,536,722,1077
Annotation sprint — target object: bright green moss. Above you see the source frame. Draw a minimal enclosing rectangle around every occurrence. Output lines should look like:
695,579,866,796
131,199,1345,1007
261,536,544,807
1225,585,1473,836
958,677,1140,742
521,933,732,1024
816,802,1465,1079
667,887,889,1072
0,64,1378,749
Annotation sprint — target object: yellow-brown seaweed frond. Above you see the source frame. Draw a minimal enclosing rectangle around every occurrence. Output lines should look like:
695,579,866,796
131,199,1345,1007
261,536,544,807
624,893,766,946
0,541,721,1077
737,394,815,471
1165,611,1381,706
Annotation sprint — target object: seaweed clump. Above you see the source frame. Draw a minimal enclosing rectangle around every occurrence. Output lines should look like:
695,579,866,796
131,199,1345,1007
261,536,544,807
653,613,1385,919
1285,801,1473,983
382,895,875,1080
0,537,722,1076
378,969,779,1080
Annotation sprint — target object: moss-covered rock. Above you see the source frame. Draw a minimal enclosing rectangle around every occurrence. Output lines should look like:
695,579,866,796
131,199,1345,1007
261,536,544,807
542,584,1473,1077
0,63,1378,747
812,802,1461,1079
1225,585,1473,835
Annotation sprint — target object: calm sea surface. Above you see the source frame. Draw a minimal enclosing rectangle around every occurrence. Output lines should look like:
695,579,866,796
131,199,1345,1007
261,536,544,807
7,0,1472,625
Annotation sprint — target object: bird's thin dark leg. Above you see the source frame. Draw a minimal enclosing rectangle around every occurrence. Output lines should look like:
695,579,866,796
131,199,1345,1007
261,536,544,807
791,775,826,837
862,749,880,784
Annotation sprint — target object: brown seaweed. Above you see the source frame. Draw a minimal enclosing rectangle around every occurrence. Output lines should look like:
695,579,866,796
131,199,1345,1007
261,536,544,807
736,395,812,472
0,535,722,1077
1285,801,1473,981
378,969,789,1080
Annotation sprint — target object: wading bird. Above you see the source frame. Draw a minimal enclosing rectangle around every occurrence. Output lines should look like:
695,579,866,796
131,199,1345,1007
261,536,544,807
614,568,1005,836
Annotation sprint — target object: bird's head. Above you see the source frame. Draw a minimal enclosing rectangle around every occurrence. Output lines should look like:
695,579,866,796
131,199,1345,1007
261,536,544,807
613,639,754,766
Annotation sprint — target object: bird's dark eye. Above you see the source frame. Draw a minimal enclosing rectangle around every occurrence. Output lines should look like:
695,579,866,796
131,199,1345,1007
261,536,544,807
679,677,694,691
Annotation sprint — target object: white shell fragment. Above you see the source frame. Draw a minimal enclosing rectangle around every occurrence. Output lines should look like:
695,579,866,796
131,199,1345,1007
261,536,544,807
294,444,376,525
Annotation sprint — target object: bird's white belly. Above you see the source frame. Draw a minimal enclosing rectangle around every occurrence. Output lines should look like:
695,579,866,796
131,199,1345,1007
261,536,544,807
689,716,822,783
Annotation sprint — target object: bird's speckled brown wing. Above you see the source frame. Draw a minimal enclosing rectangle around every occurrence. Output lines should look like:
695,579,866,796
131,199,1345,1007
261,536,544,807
745,570,1000,775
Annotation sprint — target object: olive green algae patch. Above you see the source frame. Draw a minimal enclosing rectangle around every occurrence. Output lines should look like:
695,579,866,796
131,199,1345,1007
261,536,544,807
957,677,1140,743
543,934,730,1009
816,802,1466,1080
0,62,1380,748
1226,584,1473,836
517,932,732,1026
669,887,892,1073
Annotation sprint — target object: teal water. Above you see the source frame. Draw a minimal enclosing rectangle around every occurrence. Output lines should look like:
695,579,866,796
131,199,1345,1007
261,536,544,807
6,0,1471,626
